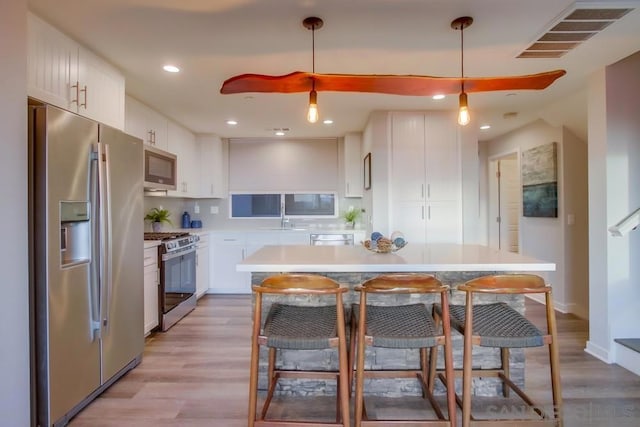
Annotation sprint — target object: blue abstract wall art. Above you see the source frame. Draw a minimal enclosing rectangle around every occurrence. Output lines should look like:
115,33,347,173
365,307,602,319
522,142,558,217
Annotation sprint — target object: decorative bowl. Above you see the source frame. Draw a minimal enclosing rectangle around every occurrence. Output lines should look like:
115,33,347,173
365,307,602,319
362,238,408,253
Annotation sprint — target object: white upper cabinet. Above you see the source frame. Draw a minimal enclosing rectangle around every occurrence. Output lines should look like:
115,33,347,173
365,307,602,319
124,96,168,150
167,121,199,198
343,132,363,198
198,135,227,198
27,13,125,129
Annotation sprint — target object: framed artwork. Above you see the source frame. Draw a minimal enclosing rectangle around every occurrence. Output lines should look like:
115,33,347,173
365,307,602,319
364,152,371,190
522,142,558,217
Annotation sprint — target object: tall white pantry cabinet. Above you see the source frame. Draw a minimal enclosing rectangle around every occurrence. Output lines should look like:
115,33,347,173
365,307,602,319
380,111,463,244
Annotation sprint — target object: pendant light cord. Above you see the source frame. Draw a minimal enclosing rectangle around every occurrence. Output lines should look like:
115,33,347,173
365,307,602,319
311,24,316,90
460,24,464,93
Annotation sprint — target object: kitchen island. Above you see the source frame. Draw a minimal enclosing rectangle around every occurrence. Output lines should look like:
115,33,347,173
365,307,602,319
238,243,555,397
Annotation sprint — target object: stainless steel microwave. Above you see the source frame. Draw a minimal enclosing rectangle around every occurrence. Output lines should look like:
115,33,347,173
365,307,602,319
143,146,177,191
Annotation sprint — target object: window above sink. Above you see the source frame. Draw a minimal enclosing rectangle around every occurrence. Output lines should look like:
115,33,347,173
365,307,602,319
230,192,337,218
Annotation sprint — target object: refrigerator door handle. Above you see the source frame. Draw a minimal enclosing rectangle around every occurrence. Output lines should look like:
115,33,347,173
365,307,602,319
98,142,114,334
89,147,101,340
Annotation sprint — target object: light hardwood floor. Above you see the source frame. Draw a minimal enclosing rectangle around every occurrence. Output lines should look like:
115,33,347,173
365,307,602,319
69,295,640,426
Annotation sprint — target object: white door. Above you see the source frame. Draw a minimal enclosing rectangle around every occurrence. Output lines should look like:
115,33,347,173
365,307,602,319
488,154,520,252
500,157,520,253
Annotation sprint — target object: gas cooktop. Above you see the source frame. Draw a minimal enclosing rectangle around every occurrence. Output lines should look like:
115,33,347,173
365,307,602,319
143,232,190,241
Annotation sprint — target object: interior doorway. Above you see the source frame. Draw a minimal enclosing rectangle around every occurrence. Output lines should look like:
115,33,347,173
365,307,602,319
488,153,520,253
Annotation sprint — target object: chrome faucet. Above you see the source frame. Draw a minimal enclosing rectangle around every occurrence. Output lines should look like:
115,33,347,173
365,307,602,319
280,200,290,228
281,216,290,229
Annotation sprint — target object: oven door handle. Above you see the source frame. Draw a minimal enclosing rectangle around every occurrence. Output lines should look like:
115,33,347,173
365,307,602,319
162,246,196,261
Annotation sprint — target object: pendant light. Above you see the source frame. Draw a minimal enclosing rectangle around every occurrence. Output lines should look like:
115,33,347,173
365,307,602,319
452,16,473,126
303,17,323,123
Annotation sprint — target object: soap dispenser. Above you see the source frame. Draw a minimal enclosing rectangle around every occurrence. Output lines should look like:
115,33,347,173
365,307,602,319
181,211,191,229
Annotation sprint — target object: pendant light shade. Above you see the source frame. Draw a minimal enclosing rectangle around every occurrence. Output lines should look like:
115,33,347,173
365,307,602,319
304,17,323,123
307,89,318,123
458,91,470,126
452,16,473,126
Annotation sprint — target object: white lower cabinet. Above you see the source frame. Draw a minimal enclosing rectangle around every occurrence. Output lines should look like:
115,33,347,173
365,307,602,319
143,247,159,335
210,232,251,294
196,234,210,298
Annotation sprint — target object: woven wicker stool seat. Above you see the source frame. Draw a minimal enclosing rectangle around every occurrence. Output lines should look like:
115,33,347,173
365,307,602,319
433,274,563,427
350,274,457,427
248,274,350,427
352,303,440,348
264,303,339,349
445,302,544,348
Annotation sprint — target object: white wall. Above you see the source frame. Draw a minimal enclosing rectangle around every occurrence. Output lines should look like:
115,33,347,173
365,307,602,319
586,69,610,360
0,0,30,425
228,138,338,191
482,119,589,316
562,127,589,319
588,51,640,364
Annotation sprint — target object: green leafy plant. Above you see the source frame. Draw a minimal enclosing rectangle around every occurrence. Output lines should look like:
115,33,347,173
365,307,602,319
342,207,361,223
144,207,172,225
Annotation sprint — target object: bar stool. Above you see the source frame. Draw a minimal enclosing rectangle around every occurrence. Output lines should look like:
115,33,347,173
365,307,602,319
248,274,350,427
434,274,562,427
350,274,457,427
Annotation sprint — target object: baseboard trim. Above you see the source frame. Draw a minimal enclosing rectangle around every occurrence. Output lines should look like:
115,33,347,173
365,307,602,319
525,295,584,317
585,340,612,363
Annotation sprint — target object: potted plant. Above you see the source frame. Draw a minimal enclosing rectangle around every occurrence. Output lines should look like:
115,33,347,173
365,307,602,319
145,207,172,232
342,207,361,229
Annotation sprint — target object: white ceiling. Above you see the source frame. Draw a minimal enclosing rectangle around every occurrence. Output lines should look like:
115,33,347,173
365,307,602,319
27,0,640,141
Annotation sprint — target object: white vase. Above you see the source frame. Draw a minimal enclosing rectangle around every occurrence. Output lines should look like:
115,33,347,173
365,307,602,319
152,222,162,232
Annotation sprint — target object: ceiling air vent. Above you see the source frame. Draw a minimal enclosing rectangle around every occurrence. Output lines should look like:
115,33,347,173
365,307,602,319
517,6,633,59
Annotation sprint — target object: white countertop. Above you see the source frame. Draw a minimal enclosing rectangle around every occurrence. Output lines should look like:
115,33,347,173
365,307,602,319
237,244,556,273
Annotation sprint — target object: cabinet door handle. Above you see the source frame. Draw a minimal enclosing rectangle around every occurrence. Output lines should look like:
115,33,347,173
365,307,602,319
71,82,80,106
421,206,425,220
421,184,424,199
428,205,431,220
80,85,87,109
427,184,431,199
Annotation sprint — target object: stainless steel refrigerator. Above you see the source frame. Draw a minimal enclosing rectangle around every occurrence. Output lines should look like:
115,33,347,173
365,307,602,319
29,103,144,426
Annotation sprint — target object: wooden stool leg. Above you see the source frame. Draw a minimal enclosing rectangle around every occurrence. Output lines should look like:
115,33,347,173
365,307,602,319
248,295,263,427
336,297,350,426
349,311,357,396
268,347,276,390
546,293,563,427
501,347,510,397
441,292,457,427
354,296,367,427
462,292,473,427
429,309,442,393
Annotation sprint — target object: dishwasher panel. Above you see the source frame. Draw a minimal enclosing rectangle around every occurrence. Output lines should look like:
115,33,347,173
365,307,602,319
310,233,354,246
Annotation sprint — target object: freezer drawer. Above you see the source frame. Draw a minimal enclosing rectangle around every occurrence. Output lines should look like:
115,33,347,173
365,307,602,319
309,233,354,246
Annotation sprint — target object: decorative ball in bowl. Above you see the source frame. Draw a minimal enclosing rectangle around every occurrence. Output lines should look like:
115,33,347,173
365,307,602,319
362,232,408,253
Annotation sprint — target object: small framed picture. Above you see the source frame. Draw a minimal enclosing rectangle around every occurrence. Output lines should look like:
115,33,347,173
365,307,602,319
364,152,371,190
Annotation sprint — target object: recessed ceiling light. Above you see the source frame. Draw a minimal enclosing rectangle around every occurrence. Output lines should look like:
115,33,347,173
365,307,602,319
275,131,285,136
432,94,445,100
163,65,180,73
480,124,491,130
323,119,334,125
226,120,238,125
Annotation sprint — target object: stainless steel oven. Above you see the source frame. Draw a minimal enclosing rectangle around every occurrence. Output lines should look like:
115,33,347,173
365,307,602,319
144,232,199,331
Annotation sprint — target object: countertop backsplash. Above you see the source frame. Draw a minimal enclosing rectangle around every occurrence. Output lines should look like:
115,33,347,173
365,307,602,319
143,196,365,233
